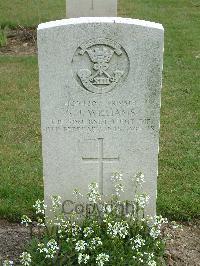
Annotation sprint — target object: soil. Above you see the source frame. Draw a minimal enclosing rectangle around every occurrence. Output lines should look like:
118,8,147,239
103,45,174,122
0,219,30,264
164,220,200,266
0,219,199,266
0,29,200,265
0,27,37,56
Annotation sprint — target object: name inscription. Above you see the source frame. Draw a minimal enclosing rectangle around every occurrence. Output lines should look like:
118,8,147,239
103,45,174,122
43,99,156,133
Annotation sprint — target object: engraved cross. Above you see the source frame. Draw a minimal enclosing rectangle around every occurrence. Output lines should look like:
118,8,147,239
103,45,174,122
82,138,119,195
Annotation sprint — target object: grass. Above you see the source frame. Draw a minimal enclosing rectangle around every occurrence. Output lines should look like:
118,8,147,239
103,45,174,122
0,56,43,220
0,0,200,221
0,26,8,47
0,0,65,28
120,0,200,220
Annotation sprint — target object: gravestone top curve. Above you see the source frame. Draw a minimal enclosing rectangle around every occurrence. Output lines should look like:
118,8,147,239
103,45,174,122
38,17,164,31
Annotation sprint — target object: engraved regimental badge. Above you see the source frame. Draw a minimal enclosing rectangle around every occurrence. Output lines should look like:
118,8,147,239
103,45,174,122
72,38,129,94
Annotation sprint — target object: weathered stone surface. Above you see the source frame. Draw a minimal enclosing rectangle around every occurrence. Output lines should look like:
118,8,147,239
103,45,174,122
66,0,117,18
37,17,164,217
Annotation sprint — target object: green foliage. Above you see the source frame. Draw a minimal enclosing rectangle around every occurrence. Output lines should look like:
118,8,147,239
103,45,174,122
0,25,7,46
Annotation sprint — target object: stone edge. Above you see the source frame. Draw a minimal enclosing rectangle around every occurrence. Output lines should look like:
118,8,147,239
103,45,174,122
37,17,164,31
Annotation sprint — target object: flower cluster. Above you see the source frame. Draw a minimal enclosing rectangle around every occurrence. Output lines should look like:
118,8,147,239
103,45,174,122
21,215,32,227
133,252,157,265
87,182,101,203
111,172,124,197
38,239,59,259
105,204,112,214
111,172,123,182
19,172,167,265
2,260,14,266
73,188,83,199
83,226,94,237
75,240,87,252
96,253,109,266
146,252,157,266
134,193,150,209
33,199,46,215
107,221,129,239
51,195,62,211
131,234,146,250
89,237,103,250
37,217,45,227
20,252,31,266
149,215,168,239
78,253,90,264
55,219,80,238
134,172,145,185
70,222,81,238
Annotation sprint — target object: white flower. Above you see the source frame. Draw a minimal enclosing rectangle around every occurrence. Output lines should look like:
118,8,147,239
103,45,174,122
89,237,103,250
33,199,47,215
73,188,83,199
87,182,101,203
83,227,94,237
38,239,59,259
171,221,183,231
46,239,59,258
33,200,46,214
113,183,124,197
51,195,62,211
75,240,87,252
3,260,14,266
105,204,112,213
145,252,156,266
78,253,83,264
37,218,45,227
149,226,161,239
111,172,123,182
38,242,44,252
133,251,144,262
58,221,80,238
139,257,144,263
78,253,90,264
20,252,31,266
55,219,70,235
71,222,81,237
53,215,68,233
107,221,129,239
131,235,146,250
134,172,145,185
149,215,168,239
148,260,156,266
134,194,150,209
171,221,181,229
83,254,90,264
21,215,32,227
125,213,136,222
96,253,109,266
111,172,124,197
154,215,168,226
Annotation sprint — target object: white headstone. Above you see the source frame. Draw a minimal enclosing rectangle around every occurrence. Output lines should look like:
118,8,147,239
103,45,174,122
37,17,164,217
66,0,117,18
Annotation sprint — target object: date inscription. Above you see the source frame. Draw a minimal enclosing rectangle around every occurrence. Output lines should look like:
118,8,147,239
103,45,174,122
43,99,156,133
